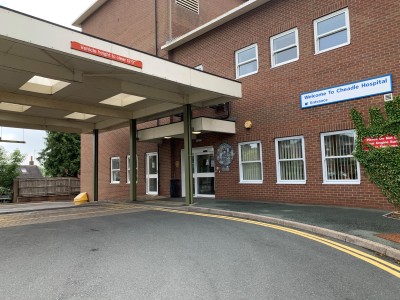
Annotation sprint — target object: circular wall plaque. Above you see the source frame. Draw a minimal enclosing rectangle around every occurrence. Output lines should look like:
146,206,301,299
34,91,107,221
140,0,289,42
217,143,234,167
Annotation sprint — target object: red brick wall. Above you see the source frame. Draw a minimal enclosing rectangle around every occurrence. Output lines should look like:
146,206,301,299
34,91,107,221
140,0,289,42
80,0,246,200
168,0,399,209
81,0,245,58
80,0,399,209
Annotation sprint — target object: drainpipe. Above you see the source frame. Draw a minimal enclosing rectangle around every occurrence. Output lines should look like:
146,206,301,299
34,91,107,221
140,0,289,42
154,0,158,56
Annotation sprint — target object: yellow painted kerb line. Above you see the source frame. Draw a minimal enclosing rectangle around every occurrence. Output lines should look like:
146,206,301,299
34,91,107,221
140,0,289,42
152,207,400,280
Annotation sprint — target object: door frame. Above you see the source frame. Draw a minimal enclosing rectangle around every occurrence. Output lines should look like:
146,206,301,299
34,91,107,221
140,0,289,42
181,146,215,198
146,152,158,195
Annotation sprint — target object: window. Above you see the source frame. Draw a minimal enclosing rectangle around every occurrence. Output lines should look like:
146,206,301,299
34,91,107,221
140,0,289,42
321,130,360,184
270,28,299,67
176,0,199,14
111,157,120,183
194,64,203,71
235,44,258,79
275,136,306,184
127,155,139,184
314,8,350,54
239,141,263,183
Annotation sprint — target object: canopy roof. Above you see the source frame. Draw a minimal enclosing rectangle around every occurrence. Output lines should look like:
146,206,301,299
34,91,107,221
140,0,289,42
0,7,241,134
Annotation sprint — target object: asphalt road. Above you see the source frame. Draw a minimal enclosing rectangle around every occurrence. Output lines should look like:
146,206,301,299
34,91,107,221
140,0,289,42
0,207,399,299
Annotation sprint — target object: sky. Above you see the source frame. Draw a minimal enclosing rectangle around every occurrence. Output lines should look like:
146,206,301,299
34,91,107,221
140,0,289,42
0,0,96,165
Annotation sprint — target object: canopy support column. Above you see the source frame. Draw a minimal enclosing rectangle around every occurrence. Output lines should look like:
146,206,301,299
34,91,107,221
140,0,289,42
93,129,98,202
183,104,193,205
130,119,137,201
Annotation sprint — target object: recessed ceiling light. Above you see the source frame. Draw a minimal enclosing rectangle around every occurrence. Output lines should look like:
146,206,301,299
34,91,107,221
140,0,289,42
19,76,70,95
192,131,201,135
164,136,172,139
0,102,31,112
100,93,146,107
64,112,96,120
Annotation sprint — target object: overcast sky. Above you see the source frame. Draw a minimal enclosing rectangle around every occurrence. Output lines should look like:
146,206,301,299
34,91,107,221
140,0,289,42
0,0,96,165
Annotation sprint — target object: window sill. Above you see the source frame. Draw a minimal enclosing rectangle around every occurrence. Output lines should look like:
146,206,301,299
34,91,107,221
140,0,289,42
240,181,263,184
322,180,360,185
236,70,258,80
276,181,306,184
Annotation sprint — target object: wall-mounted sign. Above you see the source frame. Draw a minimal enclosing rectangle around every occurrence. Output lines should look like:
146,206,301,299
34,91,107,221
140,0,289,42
363,135,398,150
217,143,234,171
300,74,392,109
71,41,143,69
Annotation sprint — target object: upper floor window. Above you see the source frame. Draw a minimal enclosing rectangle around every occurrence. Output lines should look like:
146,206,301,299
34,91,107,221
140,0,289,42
235,44,258,79
314,8,350,54
270,28,299,67
321,130,360,184
111,157,120,183
239,141,263,183
176,0,199,14
275,136,306,184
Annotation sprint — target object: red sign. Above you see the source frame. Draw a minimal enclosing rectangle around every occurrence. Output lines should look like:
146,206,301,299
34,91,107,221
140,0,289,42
71,41,142,69
363,135,399,150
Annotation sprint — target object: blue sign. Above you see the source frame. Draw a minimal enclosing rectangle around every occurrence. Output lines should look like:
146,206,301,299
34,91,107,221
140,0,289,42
300,74,392,109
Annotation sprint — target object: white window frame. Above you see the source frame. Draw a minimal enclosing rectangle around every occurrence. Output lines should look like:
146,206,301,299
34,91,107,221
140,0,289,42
146,152,158,195
275,136,306,184
235,44,259,79
314,8,350,54
238,141,263,184
126,155,138,184
320,130,360,184
110,157,120,184
270,28,299,68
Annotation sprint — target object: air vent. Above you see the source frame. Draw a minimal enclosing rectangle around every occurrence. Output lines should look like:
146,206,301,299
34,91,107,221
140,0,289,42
384,93,393,102
176,0,199,14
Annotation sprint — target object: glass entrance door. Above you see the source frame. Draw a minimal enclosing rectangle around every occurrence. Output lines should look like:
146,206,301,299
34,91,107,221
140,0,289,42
181,147,215,197
146,152,158,195
195,153,215,196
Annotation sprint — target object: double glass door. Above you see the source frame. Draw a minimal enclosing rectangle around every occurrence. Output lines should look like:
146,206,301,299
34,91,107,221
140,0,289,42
181,147,215,197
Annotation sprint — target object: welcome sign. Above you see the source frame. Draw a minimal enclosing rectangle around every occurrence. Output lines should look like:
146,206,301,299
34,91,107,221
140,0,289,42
300,74,392,109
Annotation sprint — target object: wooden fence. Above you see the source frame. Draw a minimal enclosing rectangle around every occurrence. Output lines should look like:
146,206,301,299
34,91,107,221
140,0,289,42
14,178,80,200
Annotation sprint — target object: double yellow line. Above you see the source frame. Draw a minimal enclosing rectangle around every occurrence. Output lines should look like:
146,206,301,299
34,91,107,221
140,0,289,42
153,207,400,279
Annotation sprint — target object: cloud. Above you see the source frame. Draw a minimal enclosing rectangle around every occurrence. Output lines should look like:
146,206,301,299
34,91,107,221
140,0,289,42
0,0,96,28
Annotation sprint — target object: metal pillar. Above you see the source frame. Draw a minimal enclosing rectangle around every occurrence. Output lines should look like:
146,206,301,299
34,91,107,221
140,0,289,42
93,129,99,202
130,119,137,201
183,104,193,205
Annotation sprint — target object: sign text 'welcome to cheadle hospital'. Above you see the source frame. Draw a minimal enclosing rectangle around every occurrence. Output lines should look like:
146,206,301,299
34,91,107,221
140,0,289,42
300,74,392,109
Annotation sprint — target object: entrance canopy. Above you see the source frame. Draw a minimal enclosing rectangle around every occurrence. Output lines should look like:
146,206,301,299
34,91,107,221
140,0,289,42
0,7,242,133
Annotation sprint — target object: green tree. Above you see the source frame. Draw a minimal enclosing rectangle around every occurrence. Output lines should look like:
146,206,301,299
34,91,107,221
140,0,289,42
350,96,400,209
0,146,25,191
38,132,80,177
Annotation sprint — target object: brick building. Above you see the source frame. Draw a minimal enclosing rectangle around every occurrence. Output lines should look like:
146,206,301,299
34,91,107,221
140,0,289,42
76,0,399,209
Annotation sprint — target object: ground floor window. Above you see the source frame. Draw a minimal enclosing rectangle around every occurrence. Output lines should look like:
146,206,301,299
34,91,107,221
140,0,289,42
275,136,306,183
111,157,120,183
321,130,360,184
239,141,263,183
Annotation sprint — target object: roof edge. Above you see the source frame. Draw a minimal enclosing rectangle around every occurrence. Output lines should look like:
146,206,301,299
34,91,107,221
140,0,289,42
72,0,109,28
161,0,270,51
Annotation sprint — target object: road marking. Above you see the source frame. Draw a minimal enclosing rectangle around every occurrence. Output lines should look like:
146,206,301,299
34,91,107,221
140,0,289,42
152,207,400,279
0,205,150,227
